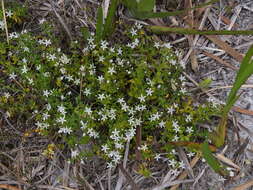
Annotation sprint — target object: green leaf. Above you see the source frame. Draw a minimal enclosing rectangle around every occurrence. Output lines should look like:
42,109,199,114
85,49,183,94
137,0,155,13
201,142,228,177
210,45,253,147
103,0,118,38
128,0,219,19
199,78,212,89
148,26,253,35
95,6,104,42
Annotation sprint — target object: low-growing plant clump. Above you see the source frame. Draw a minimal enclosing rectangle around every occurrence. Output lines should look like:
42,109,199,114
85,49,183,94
0,4,222,174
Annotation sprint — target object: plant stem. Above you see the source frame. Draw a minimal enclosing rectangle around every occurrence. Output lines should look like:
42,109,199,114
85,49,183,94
149,26,253,35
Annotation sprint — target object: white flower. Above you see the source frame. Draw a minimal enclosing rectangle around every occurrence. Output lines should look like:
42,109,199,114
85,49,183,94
6,10,13,17
21,66,28,74
117,98,125,104
172,135,179,141
149,112,161,121
4,92,10,99
80,121,87,129
87,37,94,44
138,144,148,151
163,43,172,49
43,90,51,97
180,88,187,94
185,115,192,122
84,107,92,116
44,39,51,47
186,127,193,134
124,128,135,141
167,107,175,115
47,53,56,61
158,121,166,128
108,67,116,75
97,93,106,101
140,105,146,111
121,103,129,112
57,105,66,114
57,116,66,124
179,60,186,69
39,18,46,24
146,88,153,96
117,48,122,55
42,112,50,120
154,154,161,161
46,104,51,111
60,54,70,64
101,40,108,50
87,128,99,138
187,152,195,158
58,127,72,134
168,159,177,168
74,78,80,85
9,72,17,80
115,142,124,149
138,94,146,102
179,75,186,81
135,22,143,29
102,144,109,153
130,28,137,36
154,42,160,49
9,32,19,39
179,161,185,169
83,88,91,96
71,149,79,158
107,162,114,169
97,75,104,83
99,56,105,62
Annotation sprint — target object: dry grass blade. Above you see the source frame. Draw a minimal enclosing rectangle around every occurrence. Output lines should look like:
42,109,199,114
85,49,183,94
170,155,200,190
232,106,253,116
118,164,140,190
176,147,194,178
51,3,73,41
202,51,238,70
0,184,21,190
1,0,9,44
215,153,240,170
230,179,253,190
184,0,198,72
205,35,244,62
115,140,130,190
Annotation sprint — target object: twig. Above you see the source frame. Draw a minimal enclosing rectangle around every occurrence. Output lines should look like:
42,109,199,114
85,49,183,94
115,140,130,190
230,178,253,190
118,164,140,190
1,0,9,44
170,155,200,190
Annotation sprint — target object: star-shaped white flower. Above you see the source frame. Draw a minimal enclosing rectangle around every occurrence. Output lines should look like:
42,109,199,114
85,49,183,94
108,67,116,75
138,94,146,102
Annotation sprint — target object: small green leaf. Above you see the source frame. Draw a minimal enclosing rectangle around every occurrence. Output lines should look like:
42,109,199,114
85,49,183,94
103,0,118,38
199,78,212,89
201,142,228,177
95,6,104,42
137,0,155,13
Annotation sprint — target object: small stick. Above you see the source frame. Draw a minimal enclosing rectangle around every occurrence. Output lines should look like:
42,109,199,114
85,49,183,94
1,0,9,44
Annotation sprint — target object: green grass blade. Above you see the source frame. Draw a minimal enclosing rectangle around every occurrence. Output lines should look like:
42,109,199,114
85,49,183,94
148,26,253,35
201,142,228,177
137,0,155,12
210,45,253,147
225,45,253,112
132,0,218,19
95,6,104,42
103,0,118,38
